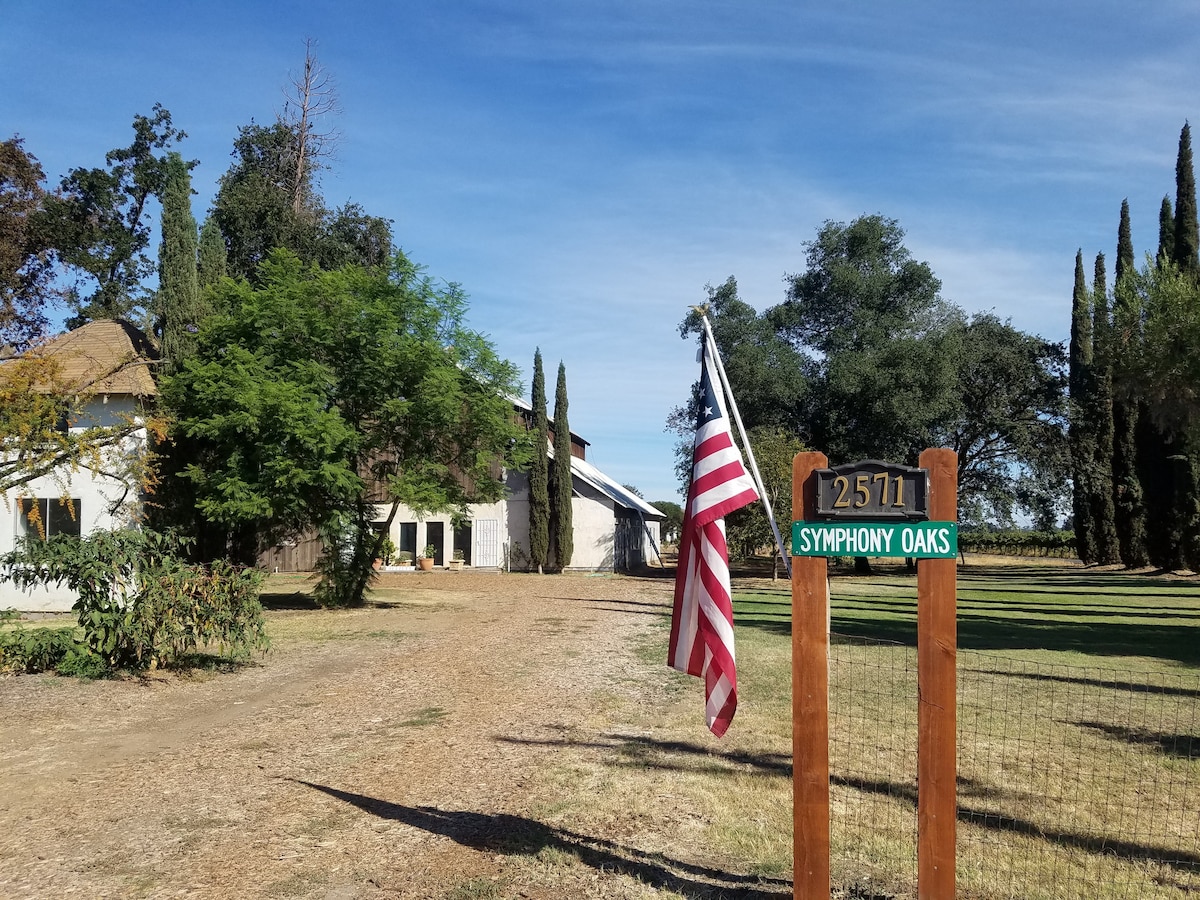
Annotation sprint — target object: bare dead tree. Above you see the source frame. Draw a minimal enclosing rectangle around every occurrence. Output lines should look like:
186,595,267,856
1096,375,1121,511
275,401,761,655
281,38,340,217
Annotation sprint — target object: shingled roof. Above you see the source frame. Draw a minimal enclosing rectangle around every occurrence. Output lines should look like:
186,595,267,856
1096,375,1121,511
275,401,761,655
35,320,158,396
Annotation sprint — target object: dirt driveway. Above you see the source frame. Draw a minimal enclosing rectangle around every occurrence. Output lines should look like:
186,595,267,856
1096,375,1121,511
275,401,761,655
0,572,792,900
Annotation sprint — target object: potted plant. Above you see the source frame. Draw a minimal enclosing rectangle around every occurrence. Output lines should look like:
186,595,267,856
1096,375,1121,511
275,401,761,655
447,548,465,571
417,544,436,571
375,536,397,569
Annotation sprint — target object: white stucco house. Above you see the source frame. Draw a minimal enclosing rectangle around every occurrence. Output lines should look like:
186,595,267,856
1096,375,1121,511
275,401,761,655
261,401,667,573
0,320,157,612
379,449,666,572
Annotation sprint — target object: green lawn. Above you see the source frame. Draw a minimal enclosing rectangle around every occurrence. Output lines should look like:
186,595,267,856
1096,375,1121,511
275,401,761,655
724,560,1200,899
733,561,1200,670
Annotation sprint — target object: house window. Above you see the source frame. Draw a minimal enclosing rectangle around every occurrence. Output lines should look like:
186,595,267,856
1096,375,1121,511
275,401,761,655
18,498,82,540
397,522,417,557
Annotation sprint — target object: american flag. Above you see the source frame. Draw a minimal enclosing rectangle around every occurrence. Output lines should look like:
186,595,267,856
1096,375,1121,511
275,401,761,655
668,335,759,737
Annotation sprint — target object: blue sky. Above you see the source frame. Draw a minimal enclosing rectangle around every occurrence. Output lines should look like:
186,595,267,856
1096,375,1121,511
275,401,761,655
4,1,1199,502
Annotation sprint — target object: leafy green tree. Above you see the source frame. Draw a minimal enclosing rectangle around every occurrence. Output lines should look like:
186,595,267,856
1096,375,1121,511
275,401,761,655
528,349,550,574
675,215,1064,531
212,121,319,281
1173,122,1199,276
934,313,1068,526
0,137,55,348
42,104,186,326
316,203,393,271
1119,261,1200,569
679,277,812,434
722,425,804,578
1090,253,1120,563
651,500,684,545
0,341,163,498
213,122,393,283
163,250,526,605
1112,200,1149,566
769,215,959,466
1168,121,1200,570
1140,197,1183,565
1069,250,1096,563
551,361,573,571
212,48,390,284
1116,200,1135,285
155,152,205,374
197,216,227,290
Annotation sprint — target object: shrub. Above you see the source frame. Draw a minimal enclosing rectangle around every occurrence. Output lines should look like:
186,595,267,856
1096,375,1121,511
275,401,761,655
1,530,269,671
54,648,111,679
0,625,77,673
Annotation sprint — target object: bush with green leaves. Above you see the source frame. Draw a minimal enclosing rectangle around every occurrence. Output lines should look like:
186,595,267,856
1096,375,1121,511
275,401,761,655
0,623,77,673
1,529,268,671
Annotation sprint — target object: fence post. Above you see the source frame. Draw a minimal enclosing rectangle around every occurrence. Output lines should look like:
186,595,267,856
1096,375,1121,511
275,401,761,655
793,451,830,899
917,448,957,898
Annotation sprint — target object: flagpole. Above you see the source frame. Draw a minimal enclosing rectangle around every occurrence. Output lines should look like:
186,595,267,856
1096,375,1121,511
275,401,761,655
697,311,792,578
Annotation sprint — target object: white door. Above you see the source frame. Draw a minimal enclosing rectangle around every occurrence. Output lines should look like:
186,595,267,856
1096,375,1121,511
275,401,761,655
473,519,500,567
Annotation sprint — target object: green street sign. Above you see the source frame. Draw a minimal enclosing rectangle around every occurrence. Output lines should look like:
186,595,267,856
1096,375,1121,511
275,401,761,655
792,521,957,559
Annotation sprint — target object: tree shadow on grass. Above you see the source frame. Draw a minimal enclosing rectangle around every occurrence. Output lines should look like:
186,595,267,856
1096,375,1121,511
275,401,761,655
961,665,1200,700
497,733,793,779
257,590,320,611
288,780,791,898
734,607,1200,667
832,774,1200,874
1073,721,1200,757
831,613,1200,667
552,595,668,616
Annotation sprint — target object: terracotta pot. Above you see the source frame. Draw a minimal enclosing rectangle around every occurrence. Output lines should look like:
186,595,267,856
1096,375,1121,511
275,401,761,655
417,557,435,571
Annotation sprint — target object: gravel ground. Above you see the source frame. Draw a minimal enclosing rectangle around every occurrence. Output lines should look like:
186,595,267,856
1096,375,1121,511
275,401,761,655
0,571,790,900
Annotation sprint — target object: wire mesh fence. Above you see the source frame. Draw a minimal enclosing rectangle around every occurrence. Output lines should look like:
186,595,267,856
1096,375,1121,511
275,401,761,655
829,634,1200,899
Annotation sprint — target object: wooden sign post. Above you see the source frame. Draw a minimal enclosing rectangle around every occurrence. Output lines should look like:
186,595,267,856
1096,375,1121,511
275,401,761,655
792,451,831,898
917,447,957,899
791,449,958,900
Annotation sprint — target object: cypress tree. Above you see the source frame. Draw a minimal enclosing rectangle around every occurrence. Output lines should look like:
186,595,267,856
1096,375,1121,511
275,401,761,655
1090,252,1120,564
156,152,202,374
528,349,550,574
1158,196,1175,266
1112,200,1150,567
1069,250,1096,563
550,361,574,571
1115,200,1134,283
1179,450,1200,573
1140,191,1182,567
198,217,227,290
1143,191,1180,567
1173,122,1200,276
1171,121,1200,570
1136,412,1176,568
